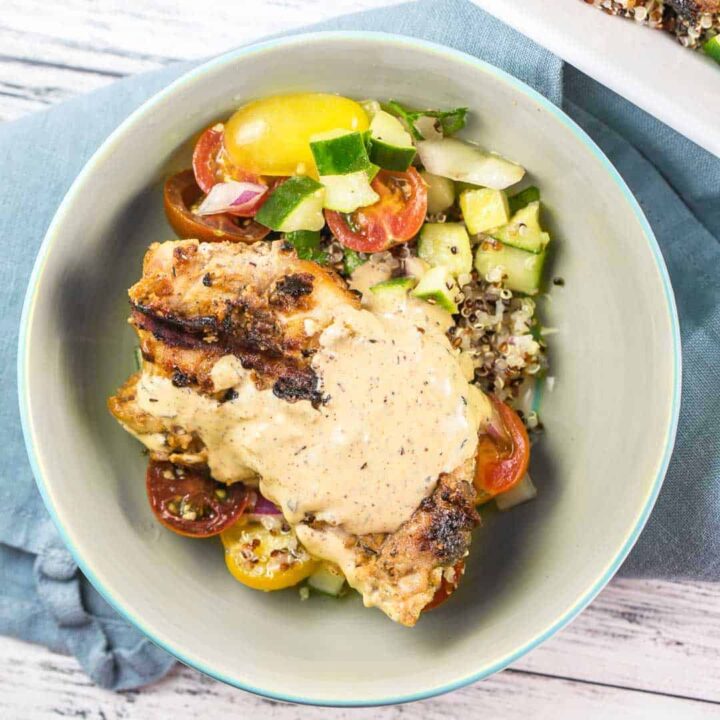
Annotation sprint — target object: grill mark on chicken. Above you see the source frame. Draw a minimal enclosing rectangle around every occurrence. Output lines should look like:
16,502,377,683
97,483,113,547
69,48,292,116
171,369,193,388
132,305,322,405
417,478,479,562
269,273,315,308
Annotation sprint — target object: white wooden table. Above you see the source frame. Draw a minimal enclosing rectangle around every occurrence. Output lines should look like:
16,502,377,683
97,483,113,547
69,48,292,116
2,2,719,718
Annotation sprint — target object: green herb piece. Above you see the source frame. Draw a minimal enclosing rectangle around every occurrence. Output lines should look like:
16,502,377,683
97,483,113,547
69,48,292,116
382,100,469,140
342,248,368,276
284,230,328,263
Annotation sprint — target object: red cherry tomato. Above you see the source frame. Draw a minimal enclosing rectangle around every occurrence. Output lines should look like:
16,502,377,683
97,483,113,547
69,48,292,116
193,124,262,193
325,168,427,252
425,562,465,611
474,399,530,498
192,124,227,193
146,460,249,537
192,124,282,217
163,170,270,243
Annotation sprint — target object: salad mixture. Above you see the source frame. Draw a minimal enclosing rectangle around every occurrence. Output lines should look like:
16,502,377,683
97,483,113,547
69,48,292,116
585,0,720,60
108,92,554,625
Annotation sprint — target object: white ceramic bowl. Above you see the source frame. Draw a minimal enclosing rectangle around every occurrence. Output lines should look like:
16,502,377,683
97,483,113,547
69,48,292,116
473,0,720,158
18,32,680,706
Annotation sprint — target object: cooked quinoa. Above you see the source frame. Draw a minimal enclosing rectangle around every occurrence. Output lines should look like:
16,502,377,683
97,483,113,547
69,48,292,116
450,266,546,404
584,0,720,49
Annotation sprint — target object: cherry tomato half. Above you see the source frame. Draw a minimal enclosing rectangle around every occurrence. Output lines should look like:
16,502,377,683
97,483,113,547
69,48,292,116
221,517,317,591
146,460,249,537
325,168,428,253
192,124,226,193
193,124,264,193
163,170,270,243
425,562,465,611
474,399,530,499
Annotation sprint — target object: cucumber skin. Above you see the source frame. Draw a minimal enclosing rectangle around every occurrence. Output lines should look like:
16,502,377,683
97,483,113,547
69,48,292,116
474,240,546,295
491,201,549,255
370,277,415,313
255,176,324,231
370,276,417,293
703,36,720,63
412,266,459,313
368,138,416,171
508,186,540,215
310,131,371,176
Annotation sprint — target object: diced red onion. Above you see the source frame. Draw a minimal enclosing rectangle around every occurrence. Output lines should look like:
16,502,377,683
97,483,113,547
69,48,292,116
196,181,267,216
253,493,281,515
485,412,505,441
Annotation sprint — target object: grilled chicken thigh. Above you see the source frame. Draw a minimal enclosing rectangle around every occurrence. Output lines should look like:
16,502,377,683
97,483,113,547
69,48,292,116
109,239,480,626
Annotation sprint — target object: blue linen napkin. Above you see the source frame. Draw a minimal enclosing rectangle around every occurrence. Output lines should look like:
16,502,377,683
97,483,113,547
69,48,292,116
1,0,718,691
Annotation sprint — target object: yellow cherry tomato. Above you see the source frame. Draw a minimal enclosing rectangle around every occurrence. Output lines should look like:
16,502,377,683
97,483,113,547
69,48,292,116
224,93,369,177
221,516,317,591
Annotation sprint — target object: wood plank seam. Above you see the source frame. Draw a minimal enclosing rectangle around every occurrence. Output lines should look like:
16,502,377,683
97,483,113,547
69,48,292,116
505,668,720,707
0,53,126,78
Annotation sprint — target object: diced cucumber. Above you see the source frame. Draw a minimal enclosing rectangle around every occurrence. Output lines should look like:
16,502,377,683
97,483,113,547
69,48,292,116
319,170,379,213
496,473,537,511
490,201,549,254
255,176,325,232
284,230,327,263
412,265,459,313
420,170,455,215
307,563,346,597
369,111,414,147
367,110,416,171
310,130,372,176
703,35,720,64
369,276,417,312
508,186,540,215
474,239,546,295
460,188,510,235
370,276,417,294
418,223,472,276
360,99,381,118
416,138,525,190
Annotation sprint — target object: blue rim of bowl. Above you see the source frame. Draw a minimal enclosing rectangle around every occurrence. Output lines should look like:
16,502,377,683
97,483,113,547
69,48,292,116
17,31,681,707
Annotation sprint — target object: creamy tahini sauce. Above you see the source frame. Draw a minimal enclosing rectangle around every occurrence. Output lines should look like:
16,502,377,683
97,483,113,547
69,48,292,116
135,272,489,537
